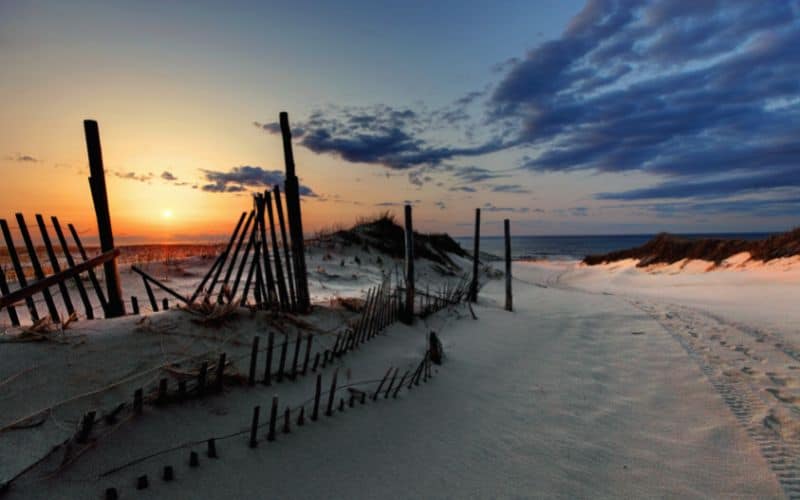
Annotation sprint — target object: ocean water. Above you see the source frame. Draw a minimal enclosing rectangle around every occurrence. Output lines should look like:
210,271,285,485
454,233,775,261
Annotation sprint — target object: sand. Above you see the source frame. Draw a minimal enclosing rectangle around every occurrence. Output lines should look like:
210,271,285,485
1,249,797,498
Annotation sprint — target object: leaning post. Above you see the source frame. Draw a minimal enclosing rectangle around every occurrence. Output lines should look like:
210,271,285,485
469,208,481,302
279,112,310,312
403,204,415,323
84,120,125,317
504,218,512,312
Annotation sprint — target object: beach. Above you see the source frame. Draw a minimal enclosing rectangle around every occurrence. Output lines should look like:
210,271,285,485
3,242,799,498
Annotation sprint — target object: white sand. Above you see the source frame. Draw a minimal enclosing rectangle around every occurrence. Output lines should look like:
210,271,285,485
2,250,796,498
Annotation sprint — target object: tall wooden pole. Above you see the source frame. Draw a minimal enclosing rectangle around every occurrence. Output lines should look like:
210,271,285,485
84,120,125,317
504,218,512,312
469,208,480,302
279,112,310,312
403,204,414,323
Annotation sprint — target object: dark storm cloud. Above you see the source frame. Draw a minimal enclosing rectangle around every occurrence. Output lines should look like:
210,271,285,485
201,165,316,196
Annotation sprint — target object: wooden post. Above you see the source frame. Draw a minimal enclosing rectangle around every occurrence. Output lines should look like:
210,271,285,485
264,191,290,309
77,410,96,443
277,334,288,382
35,214,75,316
67,222,108,313
15,214,60,321
273,185,297,309
207,438,218,458
283,407,291,433
263,331,274,386
248,336,259,386
201,212,245,302
384,368,398,399
302,334,313,375
218,211,254,303
279,112,310,312
291,331,301,380
0,267,20,325
131,296,139,315
311,373,321,421
312,352,320,372
249,405,260,448
229,216,257,299
470,208,480,302
325,369,338,417
403,204,414,323
393,371,410,398
144,279,158,312
50,217,92,319
297,406,305,426
83,120,125,317
240,241,261,306
372,367,393,401
253,195,278,305
504,218,512,312
133,388,143,415
157,378,168,404
162,298,169,311
267,395,278,441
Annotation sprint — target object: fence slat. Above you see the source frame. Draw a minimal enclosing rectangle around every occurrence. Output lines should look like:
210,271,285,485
272,185,296,309
264,191,290,310
51,217,94,319
16,214,60,321
218,211,254,303
0,266,20,325
68,223,109,313
35,214,75,316
203,212,246,301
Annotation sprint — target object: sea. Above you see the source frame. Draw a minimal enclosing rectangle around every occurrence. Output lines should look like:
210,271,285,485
454,233,775,261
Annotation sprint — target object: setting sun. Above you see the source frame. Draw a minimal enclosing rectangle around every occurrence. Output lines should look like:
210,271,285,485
161,209,173,219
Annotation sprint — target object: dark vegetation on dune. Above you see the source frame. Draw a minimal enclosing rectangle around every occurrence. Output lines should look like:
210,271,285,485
584,228,800,267
331,213,469,268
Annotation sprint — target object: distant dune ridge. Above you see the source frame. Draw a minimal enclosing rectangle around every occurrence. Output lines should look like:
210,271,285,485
330,213,469,269
583,228,800,267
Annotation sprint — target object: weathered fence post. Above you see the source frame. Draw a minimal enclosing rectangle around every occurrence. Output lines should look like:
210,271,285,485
267,396,278,441
83,120,125,317
504,218,512,312
470,208,480,302
248,336,259,386
131,296,139,315
312,373,321,421
403,204,414,323
325,369,338,417
249,405,260,448
279,112,310,312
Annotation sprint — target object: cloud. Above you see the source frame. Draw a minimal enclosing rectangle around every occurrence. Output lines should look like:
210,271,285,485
200,165,316,197
249,1,800,213
374,199,420,207
255,105,510,169
113,171,153,182
449,186,477,193
435,201,447,210
6,153,39,162
451,166,508,183
161,171,177,181
482,203,532,214
490,184,530,194
488,0,800,201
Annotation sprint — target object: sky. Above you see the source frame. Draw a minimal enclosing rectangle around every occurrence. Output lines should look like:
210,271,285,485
1,0,799,242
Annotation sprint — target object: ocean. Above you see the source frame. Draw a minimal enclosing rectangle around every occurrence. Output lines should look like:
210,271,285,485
454,233,775,261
